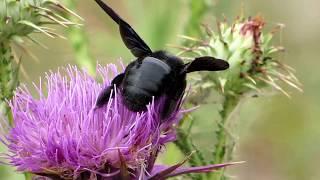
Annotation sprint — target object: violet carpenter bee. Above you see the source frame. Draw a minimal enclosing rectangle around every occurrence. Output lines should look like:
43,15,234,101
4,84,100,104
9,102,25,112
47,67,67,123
94,0,229,118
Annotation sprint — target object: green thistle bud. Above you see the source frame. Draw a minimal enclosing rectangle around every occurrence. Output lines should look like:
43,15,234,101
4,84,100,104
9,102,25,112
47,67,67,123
179,16,302,99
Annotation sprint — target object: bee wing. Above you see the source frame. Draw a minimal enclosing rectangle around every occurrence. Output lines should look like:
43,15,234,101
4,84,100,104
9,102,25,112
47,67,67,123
183,56,229,73
95,0,152,58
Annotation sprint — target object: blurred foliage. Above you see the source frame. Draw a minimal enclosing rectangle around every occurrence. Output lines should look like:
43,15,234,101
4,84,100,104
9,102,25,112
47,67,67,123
1,0,319,180
184,0,211,37
63,0,96,75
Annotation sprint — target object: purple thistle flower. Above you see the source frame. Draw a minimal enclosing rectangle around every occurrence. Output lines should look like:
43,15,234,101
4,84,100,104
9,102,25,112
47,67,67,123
0,64,240,179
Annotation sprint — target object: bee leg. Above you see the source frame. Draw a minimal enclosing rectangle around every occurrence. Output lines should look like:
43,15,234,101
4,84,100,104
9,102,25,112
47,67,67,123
95,87,113,108
161,77,187,120
95,73,125,108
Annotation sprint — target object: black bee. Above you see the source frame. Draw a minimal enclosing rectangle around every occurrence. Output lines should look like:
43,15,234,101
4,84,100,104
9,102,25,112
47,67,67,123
94,0,229,118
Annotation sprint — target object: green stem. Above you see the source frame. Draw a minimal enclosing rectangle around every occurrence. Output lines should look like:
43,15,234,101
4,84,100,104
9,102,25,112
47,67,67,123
174,128,207,180
0,42,19,125
211,96,239,180
63,0,96,75
24,173,32,180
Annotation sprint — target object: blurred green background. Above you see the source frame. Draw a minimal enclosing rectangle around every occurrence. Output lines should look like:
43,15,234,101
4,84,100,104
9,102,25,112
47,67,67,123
1,0,319,179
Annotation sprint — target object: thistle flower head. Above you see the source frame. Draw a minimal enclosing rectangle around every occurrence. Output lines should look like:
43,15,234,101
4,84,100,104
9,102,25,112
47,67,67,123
0,64,236,179
179,16,302,99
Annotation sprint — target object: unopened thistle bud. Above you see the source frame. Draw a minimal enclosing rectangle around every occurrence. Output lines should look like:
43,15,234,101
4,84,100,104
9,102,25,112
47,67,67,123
179,16,302,99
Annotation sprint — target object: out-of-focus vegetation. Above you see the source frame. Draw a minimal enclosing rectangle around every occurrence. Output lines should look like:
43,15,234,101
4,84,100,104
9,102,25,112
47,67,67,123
1,0,319,179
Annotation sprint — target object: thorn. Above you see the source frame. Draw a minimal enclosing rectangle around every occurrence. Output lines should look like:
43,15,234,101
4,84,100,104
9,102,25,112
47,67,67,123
244,74,257,85
25,36,48,49
216,19,223,39
177,35,203,42
40,13,68,27
18,20,55,38
55,3,84,21
219,78,227,94
258,76,290,97
201,23,213,36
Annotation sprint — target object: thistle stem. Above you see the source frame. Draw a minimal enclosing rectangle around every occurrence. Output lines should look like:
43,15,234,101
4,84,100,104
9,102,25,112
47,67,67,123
24,173,32,180
0,42,19,125
212,95,239,180
174,128,207,180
